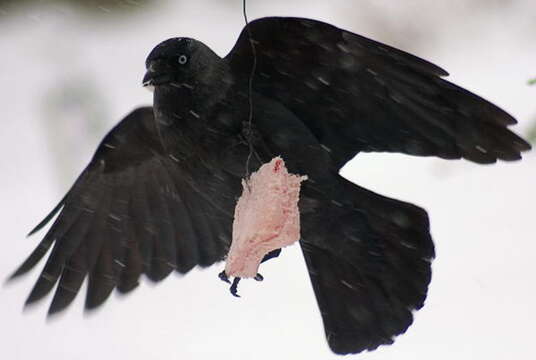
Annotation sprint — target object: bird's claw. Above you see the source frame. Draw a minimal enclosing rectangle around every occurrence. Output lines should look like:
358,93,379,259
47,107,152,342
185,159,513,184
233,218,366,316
230,277,241,297
218,270,231,284
219,271,241,297
219,271,263,297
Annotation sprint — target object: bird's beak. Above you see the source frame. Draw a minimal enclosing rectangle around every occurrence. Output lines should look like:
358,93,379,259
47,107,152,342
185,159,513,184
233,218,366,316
142,71,154,87
142,60,172,90
142,70,173,92
142,71,156,92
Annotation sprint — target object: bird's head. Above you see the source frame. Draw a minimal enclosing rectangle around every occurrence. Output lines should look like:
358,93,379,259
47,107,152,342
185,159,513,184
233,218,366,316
143,37,221,90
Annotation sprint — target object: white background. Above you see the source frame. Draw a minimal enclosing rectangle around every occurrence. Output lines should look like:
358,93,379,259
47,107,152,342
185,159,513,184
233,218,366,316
1,0,535,359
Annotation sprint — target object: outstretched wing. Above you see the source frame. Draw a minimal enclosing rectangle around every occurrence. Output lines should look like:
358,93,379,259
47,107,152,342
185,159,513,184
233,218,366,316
226,17,530,167
10,107,237,314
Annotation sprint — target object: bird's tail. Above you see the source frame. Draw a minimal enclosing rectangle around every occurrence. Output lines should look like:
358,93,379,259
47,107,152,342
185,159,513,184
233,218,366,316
299,176,434,354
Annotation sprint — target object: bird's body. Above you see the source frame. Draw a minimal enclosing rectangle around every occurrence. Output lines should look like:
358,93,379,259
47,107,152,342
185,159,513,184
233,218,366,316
11,17,530,355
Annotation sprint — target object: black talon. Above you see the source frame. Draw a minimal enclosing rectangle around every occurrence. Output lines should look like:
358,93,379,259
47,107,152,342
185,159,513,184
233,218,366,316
261,248,281,263
218,270,231,284
230,277,241,297
254,273,264,281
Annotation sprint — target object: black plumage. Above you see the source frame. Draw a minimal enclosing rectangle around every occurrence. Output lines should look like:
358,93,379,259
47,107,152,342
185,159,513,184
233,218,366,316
11,17,530,354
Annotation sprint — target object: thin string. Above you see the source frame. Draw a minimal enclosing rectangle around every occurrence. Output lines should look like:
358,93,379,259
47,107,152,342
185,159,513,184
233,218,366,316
243,0,257,178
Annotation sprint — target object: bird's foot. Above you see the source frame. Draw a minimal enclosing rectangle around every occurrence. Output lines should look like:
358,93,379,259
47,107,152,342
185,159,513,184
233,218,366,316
219,271,264,297
218,270,231,283
219,271,242,297
261,248,281,263
230,277,241,297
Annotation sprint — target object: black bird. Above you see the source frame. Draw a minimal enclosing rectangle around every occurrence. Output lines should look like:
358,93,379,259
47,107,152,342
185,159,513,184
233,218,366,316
11,17,530,355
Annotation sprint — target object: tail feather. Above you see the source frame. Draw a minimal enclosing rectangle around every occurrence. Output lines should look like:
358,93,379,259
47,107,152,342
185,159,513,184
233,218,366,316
300,177,434,354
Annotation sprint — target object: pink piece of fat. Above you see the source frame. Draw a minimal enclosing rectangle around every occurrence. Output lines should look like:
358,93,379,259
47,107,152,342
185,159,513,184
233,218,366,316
224,157,307,278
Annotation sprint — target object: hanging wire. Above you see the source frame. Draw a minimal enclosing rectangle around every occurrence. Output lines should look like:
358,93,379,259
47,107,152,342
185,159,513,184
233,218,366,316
243,0,257,178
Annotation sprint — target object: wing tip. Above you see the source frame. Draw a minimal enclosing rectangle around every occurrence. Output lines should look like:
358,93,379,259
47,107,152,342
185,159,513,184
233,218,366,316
47,293,74,316
6,268,26,283
24,274,59,308
27,194,68,237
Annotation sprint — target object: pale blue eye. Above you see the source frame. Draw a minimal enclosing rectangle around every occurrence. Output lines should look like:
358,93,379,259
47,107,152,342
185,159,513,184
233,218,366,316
178,55,188,65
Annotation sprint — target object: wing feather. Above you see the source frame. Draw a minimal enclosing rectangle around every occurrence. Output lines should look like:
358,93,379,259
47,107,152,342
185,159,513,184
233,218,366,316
227,17,530,167
12,107,237,314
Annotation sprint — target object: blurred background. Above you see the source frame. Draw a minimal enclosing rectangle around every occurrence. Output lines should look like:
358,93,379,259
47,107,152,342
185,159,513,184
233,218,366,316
1,0,535,359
